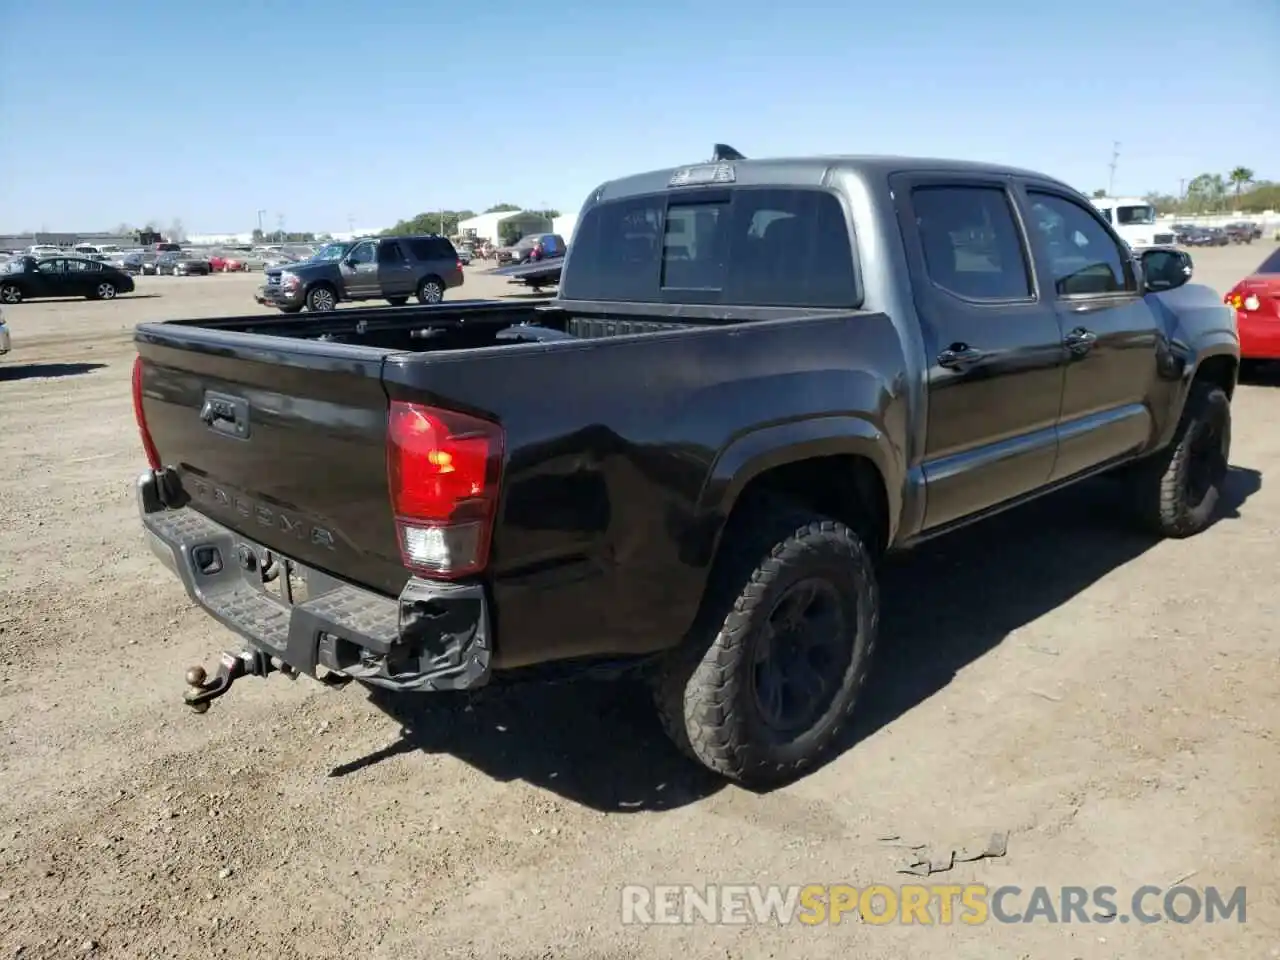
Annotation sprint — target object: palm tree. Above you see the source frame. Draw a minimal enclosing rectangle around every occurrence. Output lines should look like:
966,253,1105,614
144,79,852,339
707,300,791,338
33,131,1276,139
1229,166,1254,200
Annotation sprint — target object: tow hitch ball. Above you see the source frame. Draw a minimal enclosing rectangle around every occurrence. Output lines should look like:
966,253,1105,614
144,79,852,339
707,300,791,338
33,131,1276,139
183,650,279,713
183,648,353,713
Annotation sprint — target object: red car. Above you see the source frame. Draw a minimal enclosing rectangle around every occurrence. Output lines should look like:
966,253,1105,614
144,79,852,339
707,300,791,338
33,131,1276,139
1225,247,1280,363
208,252,247,273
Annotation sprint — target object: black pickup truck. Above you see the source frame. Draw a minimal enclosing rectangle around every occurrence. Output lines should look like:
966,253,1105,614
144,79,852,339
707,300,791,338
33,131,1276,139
133,146,1239,786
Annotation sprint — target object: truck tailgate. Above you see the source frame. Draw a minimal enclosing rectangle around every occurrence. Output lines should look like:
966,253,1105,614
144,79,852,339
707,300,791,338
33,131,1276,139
135,328,408,597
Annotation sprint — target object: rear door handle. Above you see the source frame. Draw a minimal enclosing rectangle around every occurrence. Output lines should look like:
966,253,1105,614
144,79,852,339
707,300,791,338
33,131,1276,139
1064,327,1098,352
937,345,986,369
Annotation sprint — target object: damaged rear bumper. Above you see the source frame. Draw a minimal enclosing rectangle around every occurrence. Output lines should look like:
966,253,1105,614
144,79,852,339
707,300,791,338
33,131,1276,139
137,469,492,693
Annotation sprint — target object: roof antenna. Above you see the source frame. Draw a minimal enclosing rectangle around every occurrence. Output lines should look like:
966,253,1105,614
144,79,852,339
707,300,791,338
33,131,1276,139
710,143,745,162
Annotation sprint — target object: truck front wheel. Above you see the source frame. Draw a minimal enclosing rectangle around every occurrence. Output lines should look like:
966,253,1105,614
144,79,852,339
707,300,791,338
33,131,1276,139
653,500,879,787
306,285,337,312
1131,381,1231,538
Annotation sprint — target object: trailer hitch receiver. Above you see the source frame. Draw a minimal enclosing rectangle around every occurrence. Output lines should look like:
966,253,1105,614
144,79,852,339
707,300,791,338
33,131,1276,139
183,650,277,713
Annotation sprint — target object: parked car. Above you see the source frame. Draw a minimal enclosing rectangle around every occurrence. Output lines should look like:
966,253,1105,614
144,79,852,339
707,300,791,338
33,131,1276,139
1224,246,1280,366
495,233,565,266
130,252,162,275
132,146,1238,785
253,235,463,312
456,244,474,266
208,251,248,272
1223,222,1258,244
0,307,9,355
1177,226,1218,247
0,256,135,303
1201,227,1230,247
156,251,213,276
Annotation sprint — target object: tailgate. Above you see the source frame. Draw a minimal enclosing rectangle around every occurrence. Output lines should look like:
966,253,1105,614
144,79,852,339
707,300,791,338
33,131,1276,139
135,328,408,597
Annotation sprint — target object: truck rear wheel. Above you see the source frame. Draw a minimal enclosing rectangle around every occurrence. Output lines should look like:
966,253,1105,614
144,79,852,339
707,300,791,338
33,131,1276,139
1131,381,1231,538
652,499,879,787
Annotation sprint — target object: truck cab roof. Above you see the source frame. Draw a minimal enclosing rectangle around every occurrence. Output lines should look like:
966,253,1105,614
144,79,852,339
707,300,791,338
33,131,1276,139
591,153,1073,204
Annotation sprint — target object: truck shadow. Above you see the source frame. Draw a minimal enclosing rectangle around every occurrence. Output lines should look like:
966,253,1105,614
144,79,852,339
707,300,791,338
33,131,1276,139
834,463,1262,767
1239,362,1280,387
0,361,107,381
336,465,1260,811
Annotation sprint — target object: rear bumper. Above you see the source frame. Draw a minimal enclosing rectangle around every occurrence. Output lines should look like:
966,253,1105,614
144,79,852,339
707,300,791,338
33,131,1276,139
137,469,492,692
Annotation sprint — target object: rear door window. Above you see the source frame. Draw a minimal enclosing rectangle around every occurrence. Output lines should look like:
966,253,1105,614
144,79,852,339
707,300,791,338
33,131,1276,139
562,187,859,307
408,237,455,260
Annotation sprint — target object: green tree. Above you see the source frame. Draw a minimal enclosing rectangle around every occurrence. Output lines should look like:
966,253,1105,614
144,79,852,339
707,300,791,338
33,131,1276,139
1228,166,1254,200
527,208,561,221
1091,188,1107,198
252,228,265,243
484,203,521,213
382,210,476,237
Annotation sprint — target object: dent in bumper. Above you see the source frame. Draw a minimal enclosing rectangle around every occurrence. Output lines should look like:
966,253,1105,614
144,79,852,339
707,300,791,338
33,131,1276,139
136,470,491,692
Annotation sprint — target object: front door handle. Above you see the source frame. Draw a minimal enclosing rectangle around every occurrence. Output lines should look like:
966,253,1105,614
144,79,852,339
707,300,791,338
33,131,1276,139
937,344,986,369
1064,327,1098,352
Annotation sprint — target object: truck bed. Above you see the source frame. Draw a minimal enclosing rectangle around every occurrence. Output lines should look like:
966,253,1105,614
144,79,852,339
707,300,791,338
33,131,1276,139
134,298,894,668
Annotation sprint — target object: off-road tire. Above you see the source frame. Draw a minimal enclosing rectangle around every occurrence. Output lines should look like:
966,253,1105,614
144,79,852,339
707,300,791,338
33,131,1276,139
1132,382,1231,538
652,498,879,787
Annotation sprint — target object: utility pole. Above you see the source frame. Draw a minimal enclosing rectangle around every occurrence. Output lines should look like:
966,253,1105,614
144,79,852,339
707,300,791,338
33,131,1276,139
347,214,355,237
277,213,285,241
256,209,266,236
1178,178,1187,200
1107,141,1120,197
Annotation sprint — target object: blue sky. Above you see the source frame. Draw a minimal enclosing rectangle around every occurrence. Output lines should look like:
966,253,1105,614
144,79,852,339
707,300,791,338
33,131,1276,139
0,0,1275,234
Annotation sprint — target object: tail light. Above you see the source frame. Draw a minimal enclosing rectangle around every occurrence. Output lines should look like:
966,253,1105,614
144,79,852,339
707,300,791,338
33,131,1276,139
1225,289,1260,311
387,401,504,579
456,258,463,272
131,356,162,470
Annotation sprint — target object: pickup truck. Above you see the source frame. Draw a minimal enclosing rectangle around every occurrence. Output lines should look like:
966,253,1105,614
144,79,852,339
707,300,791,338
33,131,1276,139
133,146,1239,786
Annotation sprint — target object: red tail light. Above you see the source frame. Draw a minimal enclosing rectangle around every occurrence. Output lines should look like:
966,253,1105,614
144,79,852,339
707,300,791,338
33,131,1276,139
387,401,504,578
132,356,162,470
456,258,463,272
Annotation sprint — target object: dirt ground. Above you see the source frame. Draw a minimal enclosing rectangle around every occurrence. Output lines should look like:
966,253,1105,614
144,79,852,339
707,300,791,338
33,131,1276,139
1,254,1277,960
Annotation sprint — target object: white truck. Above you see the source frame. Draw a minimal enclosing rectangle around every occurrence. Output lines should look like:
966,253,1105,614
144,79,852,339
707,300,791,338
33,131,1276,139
1089,196,1176,251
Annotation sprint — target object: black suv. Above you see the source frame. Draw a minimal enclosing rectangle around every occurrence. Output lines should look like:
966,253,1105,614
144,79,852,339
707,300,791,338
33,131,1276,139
255,235,464,313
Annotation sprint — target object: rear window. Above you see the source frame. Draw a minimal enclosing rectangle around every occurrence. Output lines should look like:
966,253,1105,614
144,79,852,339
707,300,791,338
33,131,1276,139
561,187,859,307
407,237,457,260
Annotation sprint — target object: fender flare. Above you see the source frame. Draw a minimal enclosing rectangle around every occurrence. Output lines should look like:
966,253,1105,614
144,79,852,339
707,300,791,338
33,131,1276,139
698,414,903,551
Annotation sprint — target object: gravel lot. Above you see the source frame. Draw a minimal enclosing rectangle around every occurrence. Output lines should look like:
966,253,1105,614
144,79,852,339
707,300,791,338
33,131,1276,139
1,253,1278,960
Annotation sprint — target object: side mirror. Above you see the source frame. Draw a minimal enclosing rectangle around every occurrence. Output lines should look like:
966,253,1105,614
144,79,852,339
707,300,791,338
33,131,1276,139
1140,248,1193,293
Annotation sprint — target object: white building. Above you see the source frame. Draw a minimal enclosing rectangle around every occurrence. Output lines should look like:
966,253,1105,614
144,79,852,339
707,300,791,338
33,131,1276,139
457,211,553,246
552,213,578,242
328,228,388,241
187,232,256,245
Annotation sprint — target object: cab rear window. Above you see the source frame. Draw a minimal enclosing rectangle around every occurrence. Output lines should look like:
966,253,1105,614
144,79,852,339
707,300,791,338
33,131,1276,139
561,187,860,307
